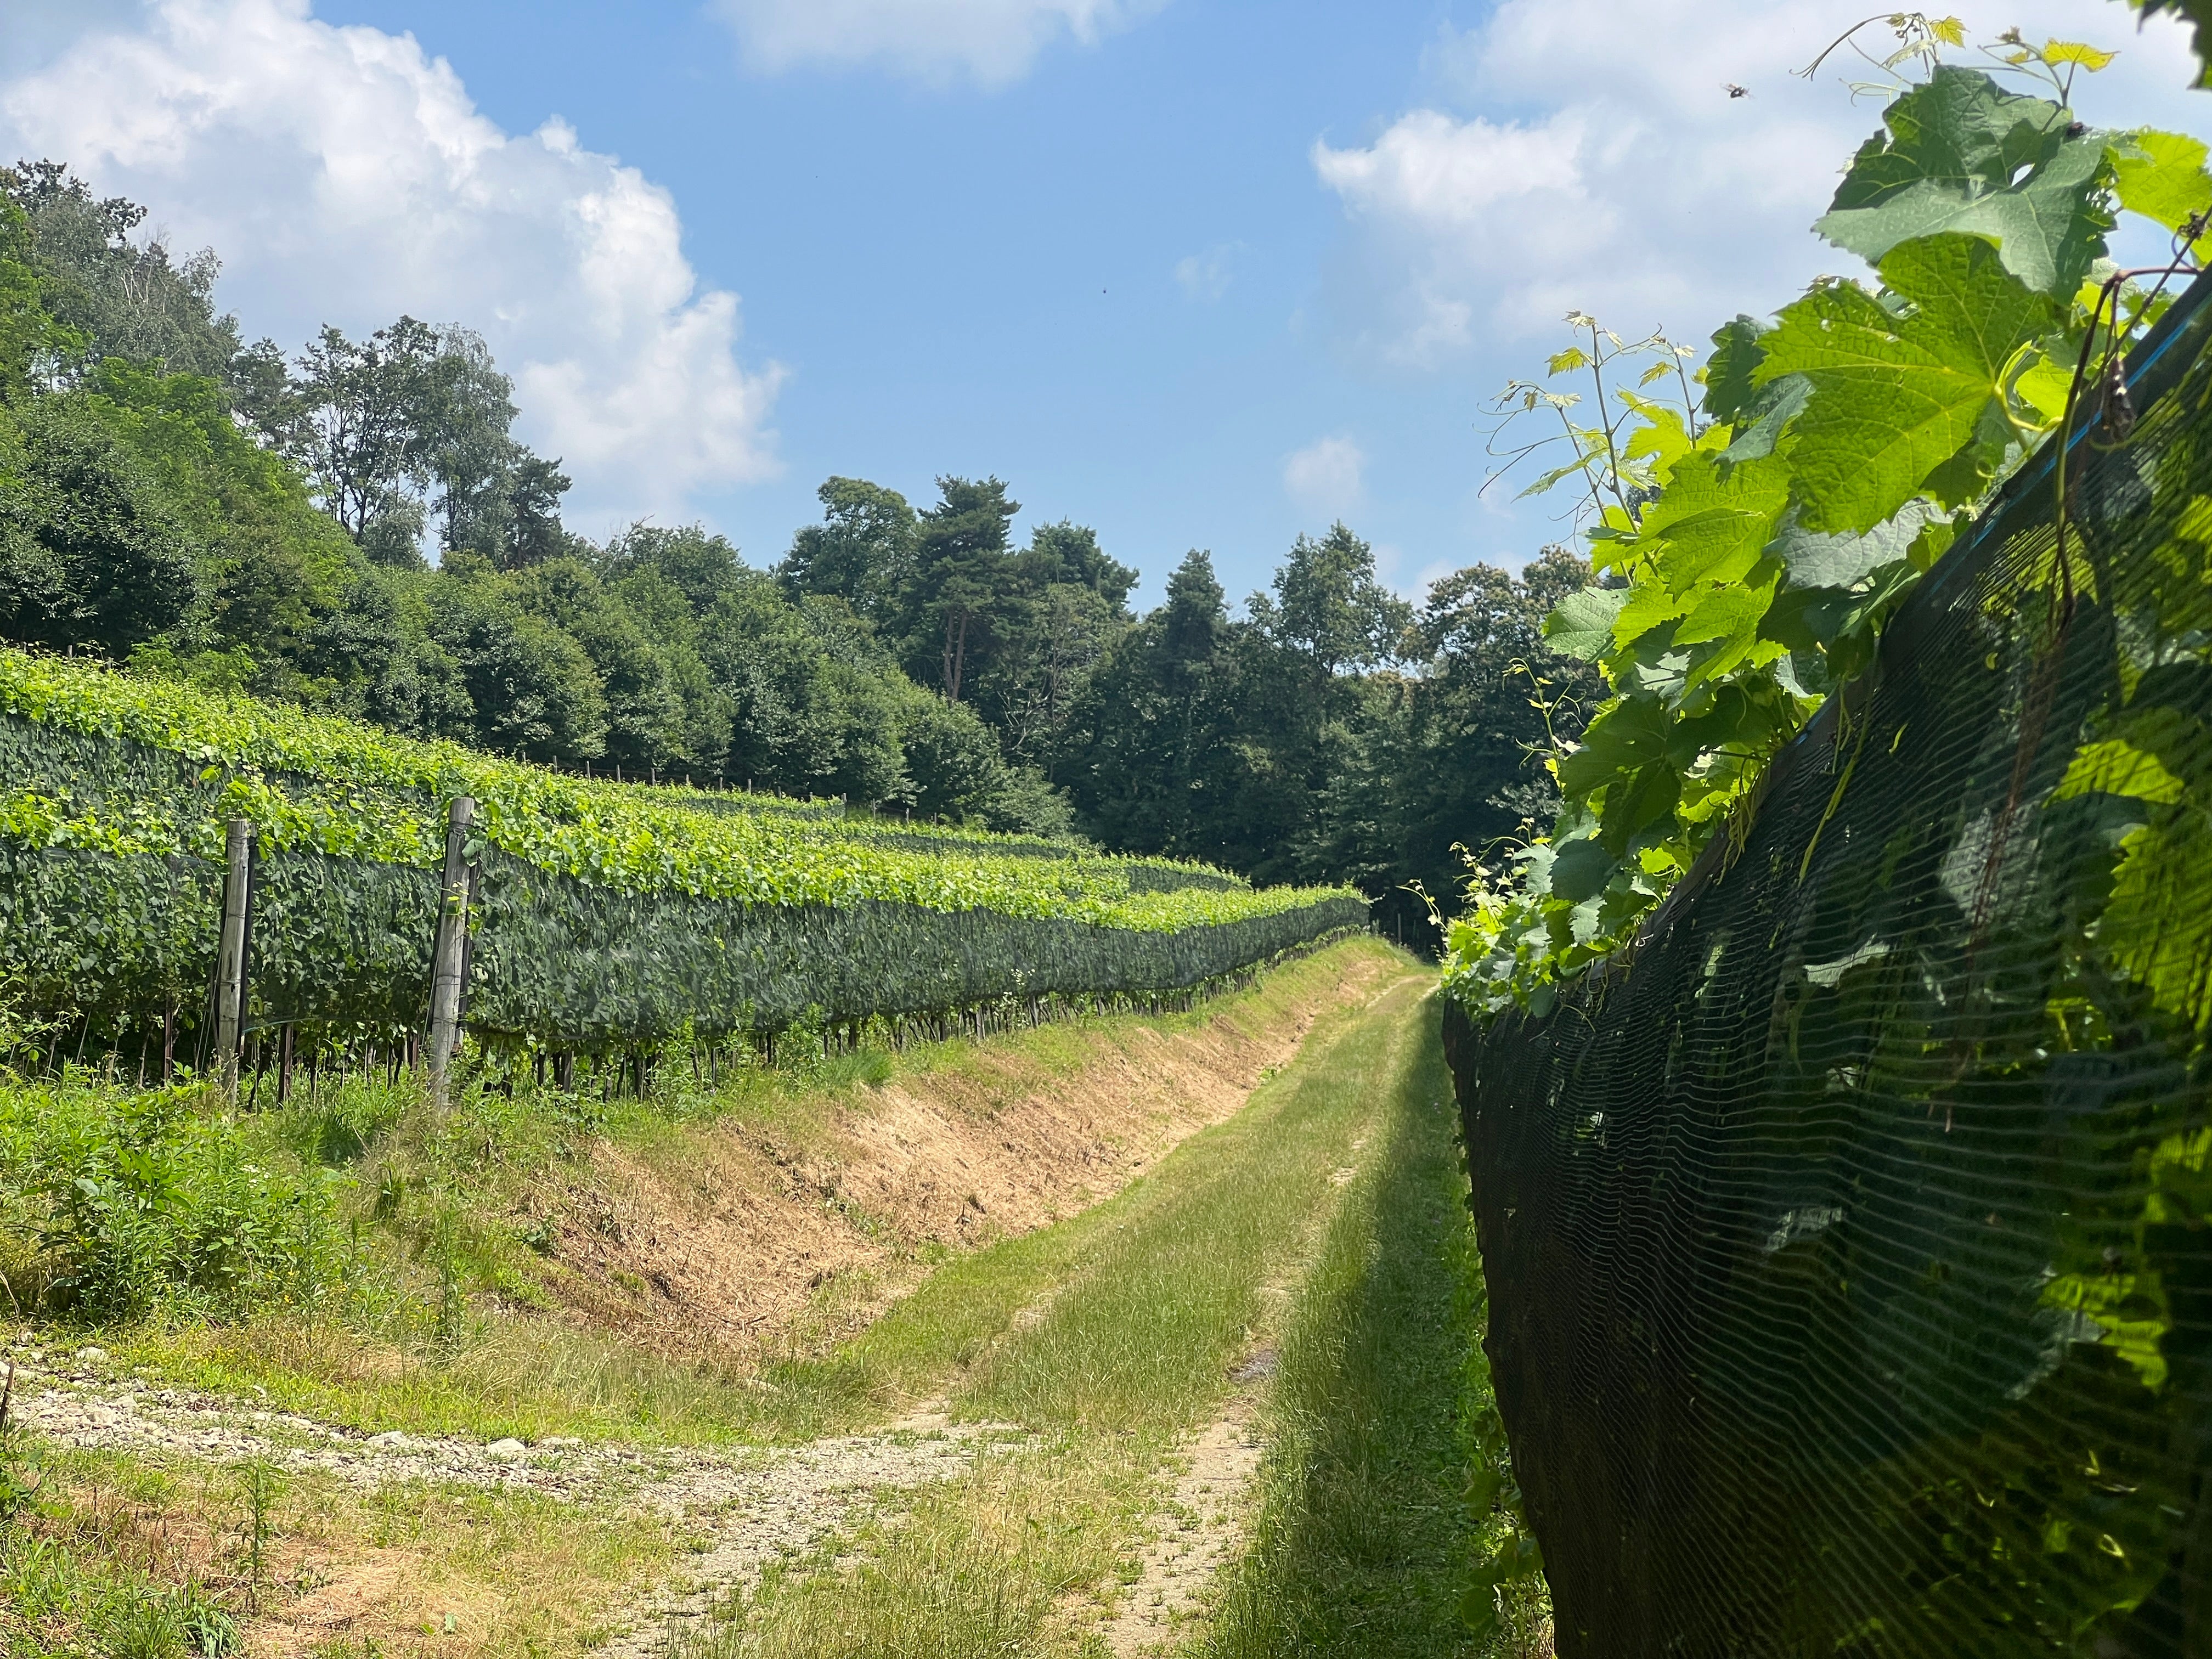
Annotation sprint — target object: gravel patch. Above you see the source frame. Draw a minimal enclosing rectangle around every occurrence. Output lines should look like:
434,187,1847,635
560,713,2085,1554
6,1356,1001,1655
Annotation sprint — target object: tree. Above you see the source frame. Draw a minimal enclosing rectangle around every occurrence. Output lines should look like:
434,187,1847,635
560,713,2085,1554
0,201,75,405
0,161,242,381
1057,550,1265,867
703,574,905,802
511,554,724,776
1019,519,1136,610
1265,521,1411,677
0,394,201,655
82,358,356,693
424,575,607,762
902,476,1017,702
779,477,916,622
289,318,439,552
978,517,1136,763
415,325,520,558
1351,546,1600,946
604,522,743,614
501,453,574,569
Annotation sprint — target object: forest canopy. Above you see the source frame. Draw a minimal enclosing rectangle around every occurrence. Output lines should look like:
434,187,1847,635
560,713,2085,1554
0,159,1592,943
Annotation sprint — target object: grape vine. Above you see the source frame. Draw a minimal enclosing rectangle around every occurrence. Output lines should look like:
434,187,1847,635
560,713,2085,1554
1440,27,2212,1018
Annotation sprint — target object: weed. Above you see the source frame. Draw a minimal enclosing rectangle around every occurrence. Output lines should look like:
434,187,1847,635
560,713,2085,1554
177,1580,242,1657
234,1458,281,1610
100,1584,185,1659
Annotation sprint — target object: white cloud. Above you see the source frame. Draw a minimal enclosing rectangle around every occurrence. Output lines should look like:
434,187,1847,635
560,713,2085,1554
714,0,1167,88
1314,1,2209,367
1283,433,1365,519
0,0,785,526
1174,242,1238,301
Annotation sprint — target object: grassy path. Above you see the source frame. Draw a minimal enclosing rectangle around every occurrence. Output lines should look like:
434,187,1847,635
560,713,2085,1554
1196,977,1487,1657
690,967,1486,1657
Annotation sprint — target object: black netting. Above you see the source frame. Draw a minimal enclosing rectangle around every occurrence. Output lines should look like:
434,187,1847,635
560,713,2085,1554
1443,273,2212,1657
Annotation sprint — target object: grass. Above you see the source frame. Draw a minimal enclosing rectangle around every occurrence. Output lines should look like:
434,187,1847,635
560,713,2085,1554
2,939,1450,1657
5,939,1403,1452
679,969,1446,1657
1193,983,1505,1657
0,1440,686,1658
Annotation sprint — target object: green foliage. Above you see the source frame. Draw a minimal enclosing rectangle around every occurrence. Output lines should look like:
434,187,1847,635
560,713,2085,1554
0,645,1360,1046
1757,235,2058,531
1441,48,2208,1018
1814,65,2116,298
0,1079,338,1319
0,396,201,656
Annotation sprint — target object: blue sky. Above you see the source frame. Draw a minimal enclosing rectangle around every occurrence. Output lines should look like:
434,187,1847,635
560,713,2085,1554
4,0,2207,608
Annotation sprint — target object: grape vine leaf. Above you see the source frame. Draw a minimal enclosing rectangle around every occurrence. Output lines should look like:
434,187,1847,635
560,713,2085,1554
1622,452,1792,596
1719,375,1811,469
1702,316,1769,424
1813,65,2115,298
1549,836,1618,903
1756,235,2060,534
1543,587,1628,661
1767,499,1943,591
2113,129,2212,253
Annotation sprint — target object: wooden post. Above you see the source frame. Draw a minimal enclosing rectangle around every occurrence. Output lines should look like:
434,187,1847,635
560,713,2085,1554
426,796,476,1105
213,818,253,1098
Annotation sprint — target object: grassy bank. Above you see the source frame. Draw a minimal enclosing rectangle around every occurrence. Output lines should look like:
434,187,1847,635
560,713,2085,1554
1,938,1400,1448
1,940,1421,1658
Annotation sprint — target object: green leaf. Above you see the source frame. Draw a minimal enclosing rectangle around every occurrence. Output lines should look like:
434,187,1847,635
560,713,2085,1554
2107,812,2212,1030
1768,499,1942,591
1757,235,2059,534
1549,837,1618,903
1719,374,1810,468
1676,575,1784,691
2055,739,2185,805
1623,452,1791,596
1543,587,1628,660
1702,315,1769,424
1813,66,2117,297
2113,129,2212,246
1555,695,1672,801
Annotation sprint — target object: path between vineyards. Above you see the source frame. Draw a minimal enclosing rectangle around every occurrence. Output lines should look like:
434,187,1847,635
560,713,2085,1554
7,958,1440,1656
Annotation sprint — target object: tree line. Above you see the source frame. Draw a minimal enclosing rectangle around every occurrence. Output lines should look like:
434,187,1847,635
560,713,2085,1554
0,160,1596,945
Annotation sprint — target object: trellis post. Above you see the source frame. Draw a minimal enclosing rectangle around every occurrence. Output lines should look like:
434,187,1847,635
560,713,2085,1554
426,796,476,1107
213,817,254,1099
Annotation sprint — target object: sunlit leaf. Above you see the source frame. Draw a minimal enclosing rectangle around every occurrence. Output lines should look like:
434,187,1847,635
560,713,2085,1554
1757,234,2059,533
2044,38,2118,70
1543,586,1629,660
2112,129,2212,247
1813,66,2117,297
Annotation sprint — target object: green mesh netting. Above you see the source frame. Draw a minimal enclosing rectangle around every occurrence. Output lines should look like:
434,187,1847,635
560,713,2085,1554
1442,273,2212,1656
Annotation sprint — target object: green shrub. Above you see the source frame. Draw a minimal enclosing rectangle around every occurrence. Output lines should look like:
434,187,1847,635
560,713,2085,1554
0,1080,340,1319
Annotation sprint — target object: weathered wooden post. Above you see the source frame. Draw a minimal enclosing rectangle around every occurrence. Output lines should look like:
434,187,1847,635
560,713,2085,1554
425,795,476,1107
213,818,253,1098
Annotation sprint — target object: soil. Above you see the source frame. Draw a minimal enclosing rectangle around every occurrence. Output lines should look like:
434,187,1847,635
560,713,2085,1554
529,946,1396,1363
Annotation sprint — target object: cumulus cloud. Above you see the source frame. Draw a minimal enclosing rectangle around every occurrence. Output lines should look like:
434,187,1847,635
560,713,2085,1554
1314,1,2208,367
714,0,1168,87
1174,242,1238,301
1283,433,1365,519
0,0,785,525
